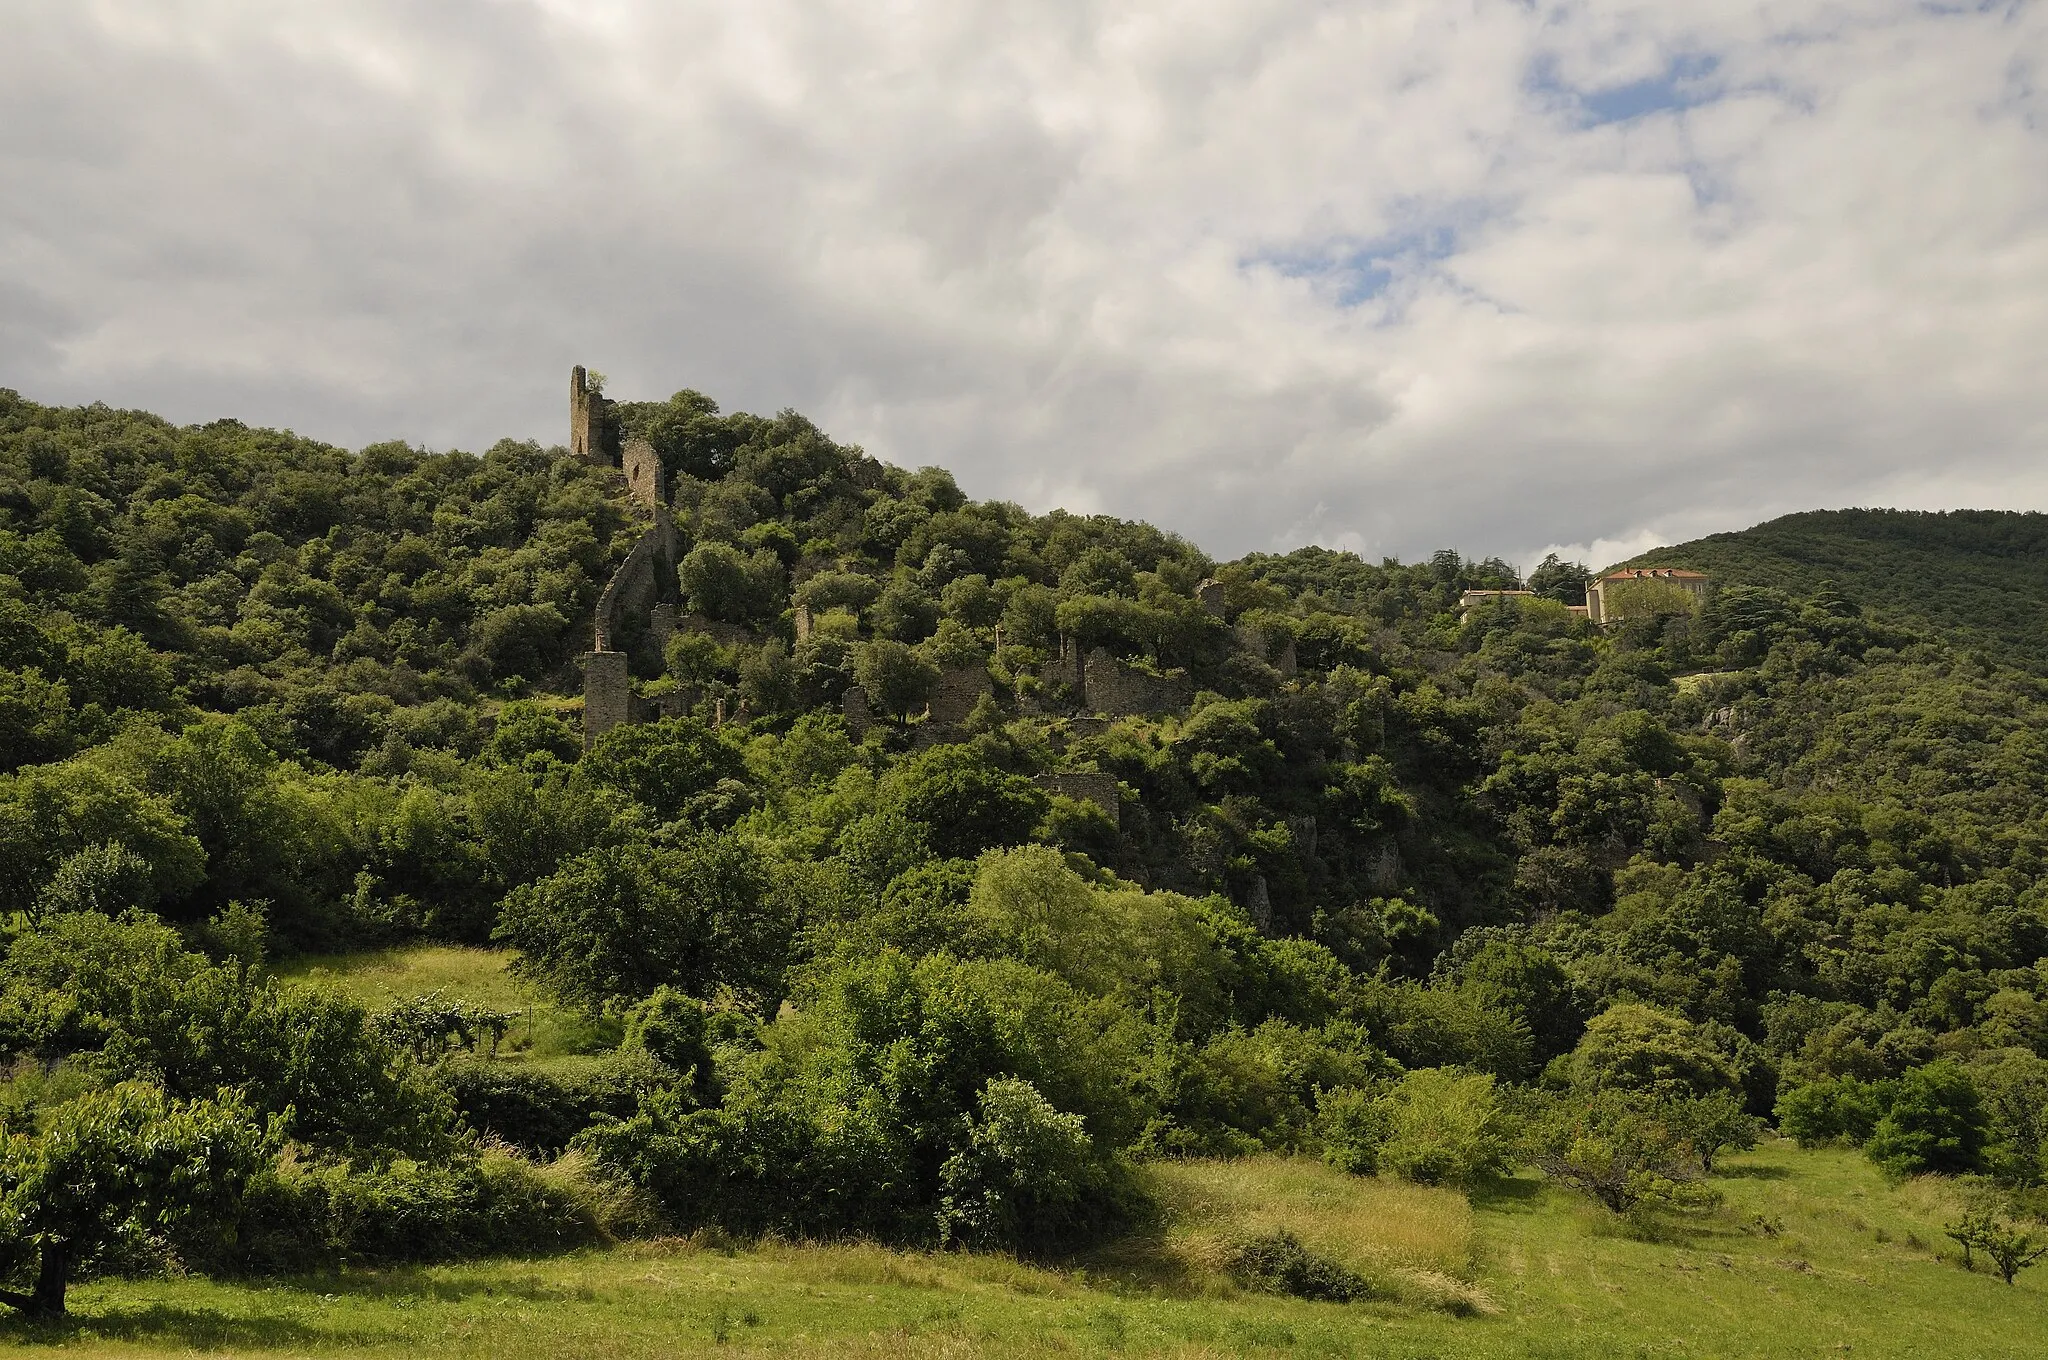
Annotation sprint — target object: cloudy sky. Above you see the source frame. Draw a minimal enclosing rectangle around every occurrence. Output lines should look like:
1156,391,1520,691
4,1,2045,569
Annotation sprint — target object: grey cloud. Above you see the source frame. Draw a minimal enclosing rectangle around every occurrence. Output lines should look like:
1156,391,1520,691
2,0,2045,569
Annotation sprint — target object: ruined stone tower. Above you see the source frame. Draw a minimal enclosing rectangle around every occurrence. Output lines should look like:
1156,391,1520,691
570,365,616,466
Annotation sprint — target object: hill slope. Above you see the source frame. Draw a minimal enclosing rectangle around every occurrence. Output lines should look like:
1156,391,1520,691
1616,508,2048,670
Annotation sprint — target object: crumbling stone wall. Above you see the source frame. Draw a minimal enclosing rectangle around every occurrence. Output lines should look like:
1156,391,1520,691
1196,579,1227,619
592,507,680,653
1034,772,1121,826
570,366,616,466
581,650,631,747
929,663,991,725
1084,647,1192,716
622,436,666,509
842,686,872,738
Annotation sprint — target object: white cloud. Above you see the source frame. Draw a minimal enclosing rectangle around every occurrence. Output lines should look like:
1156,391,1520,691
2,0,2045,570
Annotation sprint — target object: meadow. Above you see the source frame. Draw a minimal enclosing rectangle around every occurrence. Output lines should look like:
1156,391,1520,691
0,1142,2036,1358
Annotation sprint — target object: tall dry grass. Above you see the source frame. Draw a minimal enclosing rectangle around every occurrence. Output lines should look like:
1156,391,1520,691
1121,1155,1489,1313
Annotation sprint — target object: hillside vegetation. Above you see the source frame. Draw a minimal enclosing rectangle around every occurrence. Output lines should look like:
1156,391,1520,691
0,384,2045,1349
1617,508,2048,672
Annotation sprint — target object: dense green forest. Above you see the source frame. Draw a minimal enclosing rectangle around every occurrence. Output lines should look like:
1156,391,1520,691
1619,507,2048,673
1,383,2045,1319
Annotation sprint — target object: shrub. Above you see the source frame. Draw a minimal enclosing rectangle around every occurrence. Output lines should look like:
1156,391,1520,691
1224,1229,1367,1302
231,1146,606,1272
936,1077,1130,1253
1530,1090,1719,1218
440,1053,665,1157
1865,1061,1988,1178
1775,1075,1891,1148
1376,1069,1513,1187
1317,1085,1392,1175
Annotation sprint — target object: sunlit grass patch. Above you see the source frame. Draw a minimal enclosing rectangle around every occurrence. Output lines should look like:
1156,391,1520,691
1118,1155,1486,1313
273,945,614,1057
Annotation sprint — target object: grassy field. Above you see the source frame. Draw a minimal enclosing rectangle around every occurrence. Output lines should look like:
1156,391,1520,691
0,1144,2039,1358
272,945,618,1063
19,947,2022,1357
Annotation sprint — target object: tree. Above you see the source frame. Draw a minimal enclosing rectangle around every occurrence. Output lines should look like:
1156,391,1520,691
853,639,939,722
882,746,1047,860
1659,1091,1761,1173
1526,553,1590,606
579,716,748,823
0,1083,270,1317
1865,1061,1988,1177
1564,1004,1738,1101
496,833,791,1014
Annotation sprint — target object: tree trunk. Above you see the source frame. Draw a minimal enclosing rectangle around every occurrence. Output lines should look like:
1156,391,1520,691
29,1239,68,1318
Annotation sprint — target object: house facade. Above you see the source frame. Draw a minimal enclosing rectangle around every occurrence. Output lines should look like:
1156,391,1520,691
1585,567,1710,624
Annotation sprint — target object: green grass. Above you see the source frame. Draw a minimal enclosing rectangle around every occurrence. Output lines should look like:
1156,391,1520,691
4,1144,2042,1358
271,946,617,1061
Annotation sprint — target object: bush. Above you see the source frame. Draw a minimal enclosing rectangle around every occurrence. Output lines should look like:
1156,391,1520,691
231,1147,607,1272
1865,1061,1988,1178
1775,1075,1890,1148
1317,1085,1392,1175
1376,1068,1513,1187
1224,1229,1367,1302
440,1053,667,1157
936,1077,1131,1253
1530,1090,1719,1219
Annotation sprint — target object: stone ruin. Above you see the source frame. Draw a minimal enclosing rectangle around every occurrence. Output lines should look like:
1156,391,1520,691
1033,636,1193,718
570,366,616,465
577,369,683,749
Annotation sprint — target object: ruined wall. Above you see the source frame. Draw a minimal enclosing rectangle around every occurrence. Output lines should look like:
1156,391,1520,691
570,366,616,466
1034,772,1121,826
842,686,873,738
622,436,666,509
1196,579,1227,619
581,650,631,747
592,507,680,653
929,663,992,725
1083,647,1192,716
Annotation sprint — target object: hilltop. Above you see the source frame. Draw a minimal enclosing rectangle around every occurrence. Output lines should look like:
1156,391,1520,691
1,382,2045,1349
1615,508,2048,671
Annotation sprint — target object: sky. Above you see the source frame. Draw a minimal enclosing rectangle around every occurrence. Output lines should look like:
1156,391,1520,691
2,1,2045,571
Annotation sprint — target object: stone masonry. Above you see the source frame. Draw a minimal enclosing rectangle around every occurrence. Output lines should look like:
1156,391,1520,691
580,649,631,748
622,435,666,509
570,366,616,465
577,367,681,747
1083,647,1192,716
928,663,992,725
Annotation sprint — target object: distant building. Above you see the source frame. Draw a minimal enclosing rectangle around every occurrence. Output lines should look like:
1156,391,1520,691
1459,590,1596,624
1585,568,1710,624
1459,589,1535,612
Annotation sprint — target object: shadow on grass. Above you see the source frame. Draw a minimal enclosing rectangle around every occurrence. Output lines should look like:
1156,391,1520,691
1713,1163,1792,1180
251,1265,584,1305
1468,1175,1545,1213
0,1301,381,1350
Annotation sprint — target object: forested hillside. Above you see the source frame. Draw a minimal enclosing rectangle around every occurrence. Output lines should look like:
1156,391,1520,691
0,383,2045,1318
1617,508,2048,672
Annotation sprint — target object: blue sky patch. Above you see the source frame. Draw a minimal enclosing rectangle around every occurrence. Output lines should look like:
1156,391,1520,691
1532,52,1723,126
1251,224,1462,306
